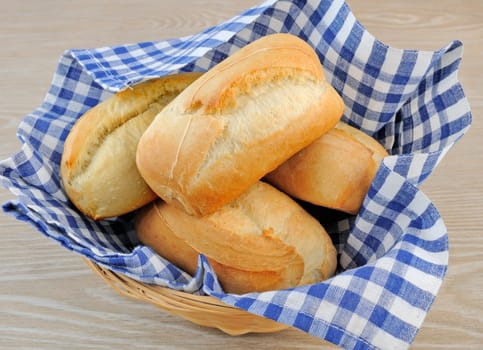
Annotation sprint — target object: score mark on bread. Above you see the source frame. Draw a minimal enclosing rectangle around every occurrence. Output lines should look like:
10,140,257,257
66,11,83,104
61,72,202,220
136,33,345,216
135,182,337,294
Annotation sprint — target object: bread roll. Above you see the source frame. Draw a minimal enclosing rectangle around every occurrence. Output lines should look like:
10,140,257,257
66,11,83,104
265,122,389,214
135,181,337,294
61,72,202,220
136,33,344,216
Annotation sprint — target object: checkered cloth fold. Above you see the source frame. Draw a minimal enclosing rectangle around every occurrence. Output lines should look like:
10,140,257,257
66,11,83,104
0,0,471,349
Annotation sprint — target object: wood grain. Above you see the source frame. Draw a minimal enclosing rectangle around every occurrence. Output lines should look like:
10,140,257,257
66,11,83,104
1,1,482,349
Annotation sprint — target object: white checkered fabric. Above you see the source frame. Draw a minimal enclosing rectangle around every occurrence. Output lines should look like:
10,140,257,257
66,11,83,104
0,1,471,349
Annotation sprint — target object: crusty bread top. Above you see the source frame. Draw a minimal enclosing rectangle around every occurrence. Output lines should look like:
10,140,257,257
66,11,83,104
179,33,325,113
136,182,337,293
334,122,388,165
136,34,344,216
61,72,202,219
62,72,202,182
265,121,388,214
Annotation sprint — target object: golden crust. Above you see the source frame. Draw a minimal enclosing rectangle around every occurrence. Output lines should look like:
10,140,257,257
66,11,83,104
136,34,344,216
265,122,389,214
183,33,324,112
61,72,202,220
135,182,337,294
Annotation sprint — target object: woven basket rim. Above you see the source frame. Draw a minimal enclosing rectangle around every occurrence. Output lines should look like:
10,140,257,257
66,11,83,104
84,258,289,335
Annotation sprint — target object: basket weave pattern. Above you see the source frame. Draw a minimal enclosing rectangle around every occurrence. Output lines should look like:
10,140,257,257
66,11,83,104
84,259,289,335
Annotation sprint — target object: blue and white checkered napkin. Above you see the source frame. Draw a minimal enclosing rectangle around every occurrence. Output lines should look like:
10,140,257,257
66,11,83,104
0,0,472,349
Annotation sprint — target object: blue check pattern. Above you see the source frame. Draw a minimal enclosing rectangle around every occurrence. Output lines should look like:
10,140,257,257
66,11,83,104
0,1,471,349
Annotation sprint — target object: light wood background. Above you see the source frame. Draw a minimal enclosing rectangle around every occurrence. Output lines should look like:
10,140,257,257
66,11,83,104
1,1,482,349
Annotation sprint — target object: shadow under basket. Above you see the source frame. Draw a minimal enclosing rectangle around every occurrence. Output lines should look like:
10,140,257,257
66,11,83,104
84,259,289,335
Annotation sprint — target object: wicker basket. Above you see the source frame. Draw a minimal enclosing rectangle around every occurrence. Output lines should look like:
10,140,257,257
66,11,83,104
84,259,289,335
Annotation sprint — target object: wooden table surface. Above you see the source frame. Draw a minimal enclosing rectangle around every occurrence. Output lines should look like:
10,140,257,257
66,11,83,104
1,1,482,349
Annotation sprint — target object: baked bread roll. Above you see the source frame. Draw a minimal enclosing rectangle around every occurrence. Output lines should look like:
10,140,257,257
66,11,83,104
135,181,337,294
265,122,389,215
136,33,344,216
61,72,202,220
